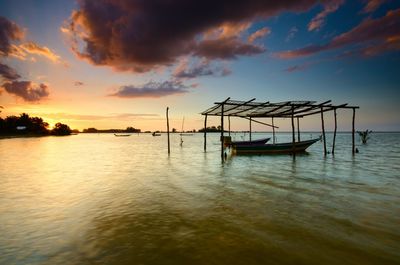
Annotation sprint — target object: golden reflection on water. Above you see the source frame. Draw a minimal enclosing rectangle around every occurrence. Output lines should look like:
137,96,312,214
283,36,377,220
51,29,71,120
0,133,399,264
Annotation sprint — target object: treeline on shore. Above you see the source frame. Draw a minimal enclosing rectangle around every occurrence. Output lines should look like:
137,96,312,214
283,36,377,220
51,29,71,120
0,113,72,136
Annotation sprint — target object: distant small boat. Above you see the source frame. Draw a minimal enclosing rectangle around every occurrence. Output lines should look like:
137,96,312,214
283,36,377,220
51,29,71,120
152,132,161,136
179,133,194,136
232,138,320,155
114,134,131,137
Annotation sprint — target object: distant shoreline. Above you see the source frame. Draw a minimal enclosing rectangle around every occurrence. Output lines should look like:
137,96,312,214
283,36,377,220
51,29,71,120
2,131,399,139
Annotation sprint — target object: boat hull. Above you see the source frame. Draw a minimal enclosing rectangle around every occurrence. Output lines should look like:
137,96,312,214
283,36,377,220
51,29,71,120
232,138,320,154
228,137,270,146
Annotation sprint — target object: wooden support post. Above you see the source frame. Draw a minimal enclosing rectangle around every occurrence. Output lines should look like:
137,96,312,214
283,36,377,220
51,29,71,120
321,106,327,156
228,116,231,136
297,117,300,142
291,107,295,156
204,114,207,151
166,107,170,155
221,103,224,159
332,108,337,155
249,117,252,141
272,117,275,144
352,108,356,155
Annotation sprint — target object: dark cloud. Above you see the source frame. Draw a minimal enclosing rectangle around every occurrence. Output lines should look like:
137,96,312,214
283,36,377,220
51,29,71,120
66,0,321,72
74,81,84,86
109,80,190,98
173,59,231,79
277,8,400,58
2,81,49,102
0,16,24,56
285,64,309,72
362,0,386,13
0,63,20,80
194,36,265,59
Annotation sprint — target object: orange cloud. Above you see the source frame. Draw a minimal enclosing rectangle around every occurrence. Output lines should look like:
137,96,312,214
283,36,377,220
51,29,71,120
248,27,271,43
19,42,61,63
308,0,344,31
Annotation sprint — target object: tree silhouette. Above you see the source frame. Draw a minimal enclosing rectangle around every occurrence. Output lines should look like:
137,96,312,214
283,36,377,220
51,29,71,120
51,123,72,136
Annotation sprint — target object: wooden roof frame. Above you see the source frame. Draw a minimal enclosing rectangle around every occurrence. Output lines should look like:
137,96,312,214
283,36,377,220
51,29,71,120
201,98,358,118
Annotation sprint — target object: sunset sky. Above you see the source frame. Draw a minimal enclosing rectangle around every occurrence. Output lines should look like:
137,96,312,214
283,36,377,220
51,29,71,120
1,0,399,132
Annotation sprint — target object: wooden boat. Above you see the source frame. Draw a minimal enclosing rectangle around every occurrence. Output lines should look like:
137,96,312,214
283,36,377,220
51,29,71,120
114,134,131,137
152,132,161,136
229,137,270,146
232,138,320,154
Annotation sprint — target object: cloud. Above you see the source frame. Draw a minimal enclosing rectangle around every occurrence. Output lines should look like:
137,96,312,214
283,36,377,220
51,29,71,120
308,0,344,31
40,112,158,121
362,0,386,13
248,27,271,43
19,42,62,63
194,36,265,59
285,26,299,42
277,9,400,58
65,0,321,72
74,81,84,86
2,81,49,102
0,16,24,56
285,64,309,72
109,80,190,98
173,58,231,79
0,63,20,80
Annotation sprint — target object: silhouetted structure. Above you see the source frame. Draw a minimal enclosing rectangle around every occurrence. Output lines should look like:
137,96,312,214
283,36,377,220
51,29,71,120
201,98,359,159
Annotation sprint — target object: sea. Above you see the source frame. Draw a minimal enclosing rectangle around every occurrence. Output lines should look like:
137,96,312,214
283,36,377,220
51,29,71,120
0,132,399,265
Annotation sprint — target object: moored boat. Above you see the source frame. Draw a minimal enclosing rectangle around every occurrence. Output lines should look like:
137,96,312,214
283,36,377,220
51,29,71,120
229,137,270,146
114,134,131,137
232,138,320,154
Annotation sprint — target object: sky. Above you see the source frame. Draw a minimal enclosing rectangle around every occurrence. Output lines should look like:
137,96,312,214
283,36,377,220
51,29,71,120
0,0,399,132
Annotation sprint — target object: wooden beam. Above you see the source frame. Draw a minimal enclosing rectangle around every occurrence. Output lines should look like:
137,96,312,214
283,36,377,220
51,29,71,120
229,101,268,116
241,117,279,128
221,103,225,159
332,108,337,155
272,101,312,116
352,108,356,155
272,117,275,144
298,104,348,117
321,106,327,156
297,117,300,141
215,98,256,115
228,115,231,136
291,106,295,156
166,107,170,155
249,117,252,141
204,114,207,151
256,102,291,116
291,100,332,116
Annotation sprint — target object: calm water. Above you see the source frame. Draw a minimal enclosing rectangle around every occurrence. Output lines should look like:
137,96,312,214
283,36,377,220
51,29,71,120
0,132,399,265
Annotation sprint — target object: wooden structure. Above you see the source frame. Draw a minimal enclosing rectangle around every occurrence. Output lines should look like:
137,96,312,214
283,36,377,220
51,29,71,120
201,98,359,159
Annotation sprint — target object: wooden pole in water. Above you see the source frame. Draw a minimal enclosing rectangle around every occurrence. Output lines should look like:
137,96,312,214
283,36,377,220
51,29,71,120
228,115,231,136
221,103,225,159
321,106,327,156
166,107,170,155
291,106,295,156
332,108,337,155
272,117,275,144
204,114,207,151
249,117,252,141
352,107,356,155
297,117,300,142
